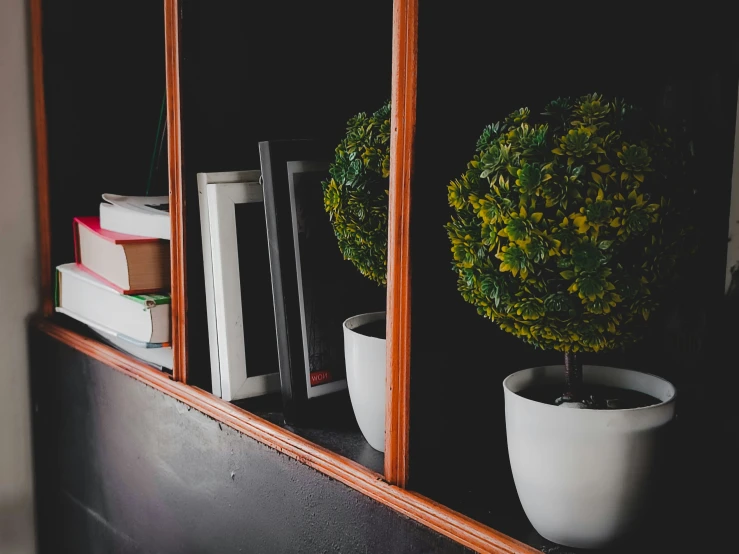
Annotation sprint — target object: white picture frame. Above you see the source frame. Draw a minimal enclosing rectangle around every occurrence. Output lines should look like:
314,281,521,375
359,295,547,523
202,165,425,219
197,170,281,401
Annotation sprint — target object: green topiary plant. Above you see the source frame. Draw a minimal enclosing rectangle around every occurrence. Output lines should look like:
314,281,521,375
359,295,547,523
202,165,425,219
323,102,390,287
446,93,692,403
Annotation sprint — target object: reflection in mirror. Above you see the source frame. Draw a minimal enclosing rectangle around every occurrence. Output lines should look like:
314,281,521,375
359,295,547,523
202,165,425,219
180,0,392,471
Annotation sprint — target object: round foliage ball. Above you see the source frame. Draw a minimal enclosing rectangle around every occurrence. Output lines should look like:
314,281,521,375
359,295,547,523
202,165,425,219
323,102,390,287
446,94,691,353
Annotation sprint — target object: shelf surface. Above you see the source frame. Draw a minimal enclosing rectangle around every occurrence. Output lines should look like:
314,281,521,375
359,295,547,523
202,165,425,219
234,393,385,476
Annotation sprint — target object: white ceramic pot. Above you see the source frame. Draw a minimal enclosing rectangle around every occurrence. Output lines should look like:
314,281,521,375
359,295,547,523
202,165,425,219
503,365,676,549
343,312,387,452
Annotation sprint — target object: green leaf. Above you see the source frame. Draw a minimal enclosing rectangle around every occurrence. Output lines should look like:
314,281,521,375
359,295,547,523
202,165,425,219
559,270,575,279
598,240,614,250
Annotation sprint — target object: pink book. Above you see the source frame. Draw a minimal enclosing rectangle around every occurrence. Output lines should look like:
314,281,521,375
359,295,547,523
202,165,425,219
73,216,170,295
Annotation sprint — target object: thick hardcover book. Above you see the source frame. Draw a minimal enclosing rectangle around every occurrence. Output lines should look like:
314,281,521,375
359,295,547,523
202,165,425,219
259,140,384,425
56,263,171,344
73,216,170,294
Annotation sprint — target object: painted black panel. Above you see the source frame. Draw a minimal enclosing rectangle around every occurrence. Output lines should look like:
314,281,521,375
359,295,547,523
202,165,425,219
29,330,471,554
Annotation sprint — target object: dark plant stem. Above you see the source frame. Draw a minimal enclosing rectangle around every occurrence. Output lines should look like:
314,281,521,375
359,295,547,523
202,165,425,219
564,351,583,399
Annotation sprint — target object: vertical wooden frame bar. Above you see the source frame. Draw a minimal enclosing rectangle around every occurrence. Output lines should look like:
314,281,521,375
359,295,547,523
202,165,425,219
386,0,418,487
30,0,53,316
164,0,188,382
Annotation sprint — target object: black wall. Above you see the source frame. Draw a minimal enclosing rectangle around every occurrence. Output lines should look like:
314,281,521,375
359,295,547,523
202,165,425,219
29,331,471,554
178,0,394,389
42,0,169,276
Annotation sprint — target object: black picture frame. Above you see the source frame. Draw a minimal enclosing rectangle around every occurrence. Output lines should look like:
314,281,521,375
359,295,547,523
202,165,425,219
259,139,384,425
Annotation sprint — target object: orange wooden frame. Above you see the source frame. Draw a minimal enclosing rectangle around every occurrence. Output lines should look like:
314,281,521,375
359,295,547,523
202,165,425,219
30,0,52,317
164,0,188,383
29,0,534,552
385,0,417,488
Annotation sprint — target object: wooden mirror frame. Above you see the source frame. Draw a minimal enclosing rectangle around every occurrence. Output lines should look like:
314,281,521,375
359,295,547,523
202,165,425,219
30,0,536,551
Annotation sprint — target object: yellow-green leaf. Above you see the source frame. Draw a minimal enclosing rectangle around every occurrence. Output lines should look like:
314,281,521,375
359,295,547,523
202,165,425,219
573,215,588,233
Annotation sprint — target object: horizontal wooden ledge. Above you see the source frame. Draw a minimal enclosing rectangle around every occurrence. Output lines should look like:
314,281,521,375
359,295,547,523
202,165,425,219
34,318,537,554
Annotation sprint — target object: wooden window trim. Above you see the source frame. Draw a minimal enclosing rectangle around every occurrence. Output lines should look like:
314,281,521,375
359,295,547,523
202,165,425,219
164,0,187,382
385,0,417,488
30,0,52,317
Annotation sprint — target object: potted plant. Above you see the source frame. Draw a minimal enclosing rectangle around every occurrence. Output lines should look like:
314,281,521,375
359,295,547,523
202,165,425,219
323,102,390,451
446,94,692,548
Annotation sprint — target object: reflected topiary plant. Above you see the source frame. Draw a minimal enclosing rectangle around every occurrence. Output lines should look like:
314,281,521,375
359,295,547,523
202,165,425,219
446,94,692,401
323,102,390,286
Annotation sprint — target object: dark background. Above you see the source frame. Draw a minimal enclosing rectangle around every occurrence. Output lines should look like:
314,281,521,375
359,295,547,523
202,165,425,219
407,4,739,550
235,202,279,379
179,0,394,390
43,0,168,276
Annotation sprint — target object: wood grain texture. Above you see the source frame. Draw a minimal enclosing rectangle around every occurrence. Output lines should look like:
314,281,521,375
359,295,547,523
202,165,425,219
164,0,187,382
30,0,53,316
35,319,537,554
385,0,418,488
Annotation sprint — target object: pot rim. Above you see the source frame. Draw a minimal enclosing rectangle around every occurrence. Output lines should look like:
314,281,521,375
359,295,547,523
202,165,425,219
343,311,387,342
502,364,677,413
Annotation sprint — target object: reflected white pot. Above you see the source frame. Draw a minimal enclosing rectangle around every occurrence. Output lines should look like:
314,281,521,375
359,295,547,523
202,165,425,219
343,312,386,452
503,365,676,549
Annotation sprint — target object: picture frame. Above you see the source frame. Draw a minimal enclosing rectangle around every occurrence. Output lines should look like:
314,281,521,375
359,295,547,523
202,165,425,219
259,140,385,424
197,170,281,401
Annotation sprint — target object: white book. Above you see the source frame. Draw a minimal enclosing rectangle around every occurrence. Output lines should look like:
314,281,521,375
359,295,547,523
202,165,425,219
89,327,173,370
56,263,171,344
99,193,171,240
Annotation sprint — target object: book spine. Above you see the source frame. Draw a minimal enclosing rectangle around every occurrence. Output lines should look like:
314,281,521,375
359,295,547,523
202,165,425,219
73,262,167,297
54,267,60,307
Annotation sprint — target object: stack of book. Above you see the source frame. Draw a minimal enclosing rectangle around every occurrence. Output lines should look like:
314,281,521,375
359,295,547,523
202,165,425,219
55,194,173,370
